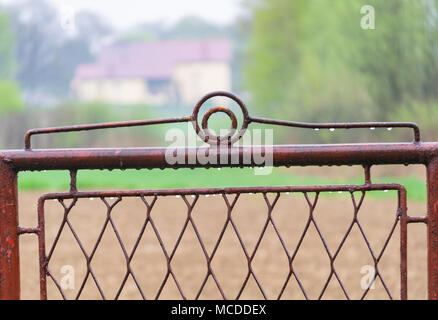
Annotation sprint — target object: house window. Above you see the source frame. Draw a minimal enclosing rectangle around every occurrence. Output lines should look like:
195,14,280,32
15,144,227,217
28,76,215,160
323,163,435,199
147,79,169,94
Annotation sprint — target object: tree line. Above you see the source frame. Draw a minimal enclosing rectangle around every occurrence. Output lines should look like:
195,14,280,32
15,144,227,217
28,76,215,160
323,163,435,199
244,0,438,133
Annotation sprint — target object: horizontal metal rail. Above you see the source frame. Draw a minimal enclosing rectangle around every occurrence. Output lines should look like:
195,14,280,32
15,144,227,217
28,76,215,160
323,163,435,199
1,142,437,171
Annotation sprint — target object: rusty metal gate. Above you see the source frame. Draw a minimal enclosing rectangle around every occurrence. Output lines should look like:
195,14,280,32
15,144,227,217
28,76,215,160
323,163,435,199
0,91,437,300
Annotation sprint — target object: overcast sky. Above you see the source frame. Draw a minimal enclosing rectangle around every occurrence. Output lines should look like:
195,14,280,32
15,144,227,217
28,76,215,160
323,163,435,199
38,0,242,30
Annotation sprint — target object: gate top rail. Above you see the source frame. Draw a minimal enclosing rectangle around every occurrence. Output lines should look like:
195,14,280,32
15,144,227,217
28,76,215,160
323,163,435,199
2,142,438,171
23,91,421,150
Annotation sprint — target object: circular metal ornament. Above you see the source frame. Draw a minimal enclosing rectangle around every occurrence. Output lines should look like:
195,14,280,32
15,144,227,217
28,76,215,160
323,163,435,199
192,91,250,145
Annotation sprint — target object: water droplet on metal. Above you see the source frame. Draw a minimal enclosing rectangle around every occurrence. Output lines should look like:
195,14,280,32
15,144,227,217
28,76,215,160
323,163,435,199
387,127,392,131
329,128,335,132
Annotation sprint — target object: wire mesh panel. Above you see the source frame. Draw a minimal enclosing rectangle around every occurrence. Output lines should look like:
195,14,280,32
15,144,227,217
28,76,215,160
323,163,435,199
36,184,407,300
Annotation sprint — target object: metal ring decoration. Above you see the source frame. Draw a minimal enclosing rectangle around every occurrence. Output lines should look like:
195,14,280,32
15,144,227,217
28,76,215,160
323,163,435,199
192,91,250,145
201,107,238,142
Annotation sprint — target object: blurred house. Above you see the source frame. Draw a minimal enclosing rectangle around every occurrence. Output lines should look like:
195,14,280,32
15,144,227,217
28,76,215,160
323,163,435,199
71,39,232,106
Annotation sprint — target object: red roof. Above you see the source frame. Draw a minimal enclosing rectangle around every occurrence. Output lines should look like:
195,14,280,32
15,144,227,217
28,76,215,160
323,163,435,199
74,39,232,80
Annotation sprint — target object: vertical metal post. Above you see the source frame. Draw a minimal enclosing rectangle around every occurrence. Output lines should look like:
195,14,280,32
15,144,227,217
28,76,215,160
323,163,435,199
399,187,408,300
427,156,438,300
0,161,20,299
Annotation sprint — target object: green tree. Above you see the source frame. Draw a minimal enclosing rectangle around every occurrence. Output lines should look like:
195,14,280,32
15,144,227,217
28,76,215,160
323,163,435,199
245,0,438,123
0,9,15,78
0,7,23,113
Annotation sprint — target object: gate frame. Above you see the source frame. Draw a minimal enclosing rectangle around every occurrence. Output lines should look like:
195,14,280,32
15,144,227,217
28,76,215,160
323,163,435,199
1,91,438,300
1,144,437,299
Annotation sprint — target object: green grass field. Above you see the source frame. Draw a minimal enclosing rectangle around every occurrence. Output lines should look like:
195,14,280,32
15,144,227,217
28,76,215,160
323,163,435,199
17,167,427,201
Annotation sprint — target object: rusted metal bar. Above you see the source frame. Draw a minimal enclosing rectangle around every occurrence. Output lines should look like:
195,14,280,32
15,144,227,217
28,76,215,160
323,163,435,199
399,188,408,300
427,156,438,300
17,227,39,235
24,116,192,150
363,165,372,184
37,197,46,300
2,142,438,171
406,216,428,224
38,183,405,200
249,116,421,143
69,169,77,193
0,161,20,299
